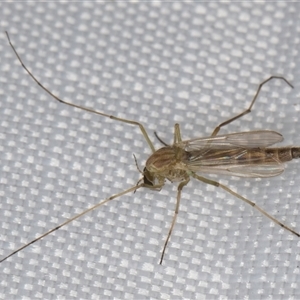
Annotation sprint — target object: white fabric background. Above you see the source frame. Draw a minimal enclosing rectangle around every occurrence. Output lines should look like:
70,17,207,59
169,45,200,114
1,2,300,299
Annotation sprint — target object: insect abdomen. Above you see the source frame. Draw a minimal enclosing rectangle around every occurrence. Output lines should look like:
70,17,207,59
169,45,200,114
266,147,300,163
291,147,300,159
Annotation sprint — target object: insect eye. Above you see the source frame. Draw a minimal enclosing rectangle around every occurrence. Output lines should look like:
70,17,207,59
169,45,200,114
143,175,154,186
143,167,154,186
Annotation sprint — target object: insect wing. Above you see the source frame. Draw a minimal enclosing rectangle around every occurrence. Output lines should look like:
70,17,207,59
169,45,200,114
189,163,285,178
181,130,283,151
181,130,285,178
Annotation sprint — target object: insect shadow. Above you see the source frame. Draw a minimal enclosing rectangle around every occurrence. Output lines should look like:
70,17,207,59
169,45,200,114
2,31,299,265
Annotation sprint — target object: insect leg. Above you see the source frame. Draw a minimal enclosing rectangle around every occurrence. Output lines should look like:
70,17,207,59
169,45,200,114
210,76,294,137
0,183,145,264
191,173,300,238
5,32,155,153
154,122,183,147
173,123,182,144
159,178,190,264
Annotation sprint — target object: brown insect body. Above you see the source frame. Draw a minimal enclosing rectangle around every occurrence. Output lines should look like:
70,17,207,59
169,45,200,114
145,136,300,185
275,147,300,162
145,146,190,185
3,31,299,265
187,146,300,168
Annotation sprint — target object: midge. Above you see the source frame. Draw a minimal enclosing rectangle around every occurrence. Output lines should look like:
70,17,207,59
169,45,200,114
2,31,300,265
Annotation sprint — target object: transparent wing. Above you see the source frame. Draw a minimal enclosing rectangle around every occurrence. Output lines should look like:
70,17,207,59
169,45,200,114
181,131,285,178
180,130,283,151
189,163,285,178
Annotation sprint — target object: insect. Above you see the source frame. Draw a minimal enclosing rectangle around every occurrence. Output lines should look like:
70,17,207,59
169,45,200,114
2,31,300,265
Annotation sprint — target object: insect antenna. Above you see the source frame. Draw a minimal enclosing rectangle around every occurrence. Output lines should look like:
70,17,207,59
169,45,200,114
133,154,143,175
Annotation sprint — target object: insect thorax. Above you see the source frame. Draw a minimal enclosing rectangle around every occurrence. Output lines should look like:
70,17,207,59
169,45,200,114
144,146,189,184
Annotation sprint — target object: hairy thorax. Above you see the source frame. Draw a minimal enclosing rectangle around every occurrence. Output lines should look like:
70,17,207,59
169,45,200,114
145,146,190,184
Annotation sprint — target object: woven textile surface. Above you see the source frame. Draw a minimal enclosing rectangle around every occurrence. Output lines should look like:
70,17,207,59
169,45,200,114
1,2,300,299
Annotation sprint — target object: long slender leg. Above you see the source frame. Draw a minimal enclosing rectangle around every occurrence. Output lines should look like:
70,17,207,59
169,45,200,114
159,178,190,264
5,32,155,153
210,76,294,137
0,183,146,264
191,173,300,238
